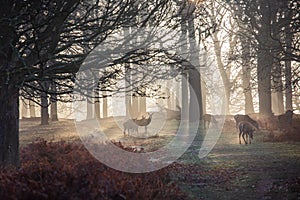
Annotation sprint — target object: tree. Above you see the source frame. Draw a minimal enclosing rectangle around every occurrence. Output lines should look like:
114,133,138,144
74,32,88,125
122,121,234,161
0,0,173,167
231,0,299,116
187,2,203,122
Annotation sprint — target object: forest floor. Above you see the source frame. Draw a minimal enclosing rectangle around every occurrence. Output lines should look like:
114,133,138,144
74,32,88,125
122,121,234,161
19,118,300,200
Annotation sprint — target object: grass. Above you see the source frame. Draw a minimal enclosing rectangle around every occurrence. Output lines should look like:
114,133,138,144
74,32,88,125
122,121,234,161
19,118,300,199
174,132,300,200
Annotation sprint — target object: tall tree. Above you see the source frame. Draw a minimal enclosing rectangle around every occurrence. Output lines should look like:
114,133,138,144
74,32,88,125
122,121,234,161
234,4,255,114
184,1,203,122
0,0,173,167
232,0,299,116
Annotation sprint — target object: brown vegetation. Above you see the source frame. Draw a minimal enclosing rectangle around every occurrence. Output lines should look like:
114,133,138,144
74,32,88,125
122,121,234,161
0,140,188,200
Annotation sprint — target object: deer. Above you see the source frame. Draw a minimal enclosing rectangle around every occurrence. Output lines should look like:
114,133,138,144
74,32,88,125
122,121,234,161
238,121,257,144
234,114,259,130
203,114,218,129
133,113,154,133
123,119,138,136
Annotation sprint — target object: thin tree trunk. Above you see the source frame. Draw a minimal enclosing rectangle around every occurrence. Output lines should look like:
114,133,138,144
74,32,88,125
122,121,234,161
41,90,49,125
271,61,284,115
50,83,58,121
86,97,93,120
180,5,189,121
166,81,172,110
102,91,108,118
124,26,132,118
94,84,100,119
21,98,29,118
212,32,231,114
131,96,139,118
181,73,189,121
94,98,100,119
29,100,36,117
285,25,293,111
125,66,132,118
50,101,58,121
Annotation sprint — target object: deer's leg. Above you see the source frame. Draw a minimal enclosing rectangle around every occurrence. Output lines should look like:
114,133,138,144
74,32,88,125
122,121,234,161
242,133,247,144
249,132,252,144
239,131,242,144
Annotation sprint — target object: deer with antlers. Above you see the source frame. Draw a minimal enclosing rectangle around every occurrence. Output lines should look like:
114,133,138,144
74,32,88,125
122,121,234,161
134,113,154,133
123,113,154,136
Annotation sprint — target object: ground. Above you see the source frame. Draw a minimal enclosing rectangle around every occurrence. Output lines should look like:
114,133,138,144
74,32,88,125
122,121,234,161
19,118,300,200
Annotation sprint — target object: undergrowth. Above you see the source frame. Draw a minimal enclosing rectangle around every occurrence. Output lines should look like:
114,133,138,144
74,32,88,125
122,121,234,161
0,140,188,200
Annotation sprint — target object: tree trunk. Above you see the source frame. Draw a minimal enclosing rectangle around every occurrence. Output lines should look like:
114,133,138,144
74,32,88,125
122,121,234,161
94,84,100,119
181,73,189,121
29,100,36,117
131,96,138,118
187,5,203,122
125,73,132,118
94,98,100,119
102,91,108,118
257,1,273,117
257,48,272,117
139,97,146,114
41,91,49,125
50,100,58,121
166,81,172,110
285,25,293,111
212,32,231,114
241,37,255,114
180,5,189,121
50,83,58,121
86,97,94,120
21,98,29,118
124,27,132,118
0,81,20,167
271,62,284,115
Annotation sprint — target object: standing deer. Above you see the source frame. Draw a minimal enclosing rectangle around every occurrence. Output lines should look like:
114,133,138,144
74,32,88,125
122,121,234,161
203,114,218,129
134,113,154,133
238,121,257,144
234,114,259,130
123,119,138,136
